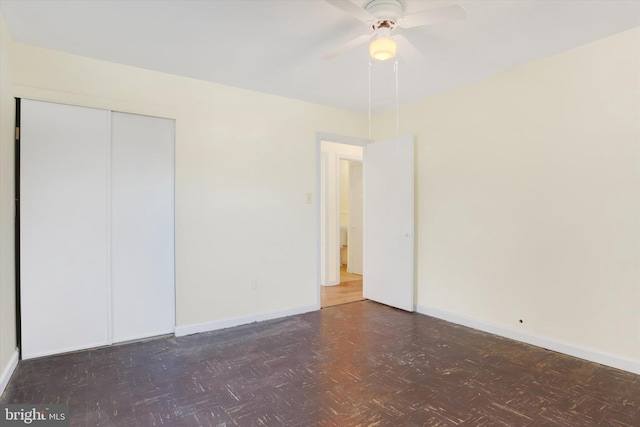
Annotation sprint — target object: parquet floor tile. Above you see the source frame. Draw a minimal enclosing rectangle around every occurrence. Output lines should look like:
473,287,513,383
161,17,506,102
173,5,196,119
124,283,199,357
2,301,638,426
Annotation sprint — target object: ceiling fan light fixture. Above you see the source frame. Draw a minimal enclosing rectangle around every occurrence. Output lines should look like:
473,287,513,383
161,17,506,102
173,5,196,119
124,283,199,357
369,37,396,61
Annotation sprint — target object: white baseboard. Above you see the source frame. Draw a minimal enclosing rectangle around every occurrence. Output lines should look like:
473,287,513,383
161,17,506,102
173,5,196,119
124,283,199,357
175,304,317,337
0,348,19,396
416,305,640,375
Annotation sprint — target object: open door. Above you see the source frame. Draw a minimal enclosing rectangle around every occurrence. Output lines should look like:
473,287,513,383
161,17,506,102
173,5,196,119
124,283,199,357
364,135,414,312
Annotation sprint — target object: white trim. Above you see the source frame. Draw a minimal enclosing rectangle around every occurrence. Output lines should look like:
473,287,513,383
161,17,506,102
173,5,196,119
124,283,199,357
175,304,317,337
0,349,20,395
416,305,640,375
316,132,370,148
317,149,326,308
106,111,113,345
362,150,367,299
170,120,177,336
23,340,110,361
334,155,339,282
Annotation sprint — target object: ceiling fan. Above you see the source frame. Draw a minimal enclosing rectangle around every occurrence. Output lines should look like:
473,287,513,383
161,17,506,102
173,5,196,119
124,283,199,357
324,0,466,61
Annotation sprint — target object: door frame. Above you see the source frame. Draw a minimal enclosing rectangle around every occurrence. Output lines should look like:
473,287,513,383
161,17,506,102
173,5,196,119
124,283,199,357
315,132,370,309
339,157,363,275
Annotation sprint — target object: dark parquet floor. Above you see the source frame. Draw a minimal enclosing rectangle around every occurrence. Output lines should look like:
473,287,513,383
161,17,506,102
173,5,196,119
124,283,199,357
1,301,638,426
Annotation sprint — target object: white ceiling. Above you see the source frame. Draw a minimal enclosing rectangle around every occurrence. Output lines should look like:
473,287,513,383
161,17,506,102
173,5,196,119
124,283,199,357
1,0,639,114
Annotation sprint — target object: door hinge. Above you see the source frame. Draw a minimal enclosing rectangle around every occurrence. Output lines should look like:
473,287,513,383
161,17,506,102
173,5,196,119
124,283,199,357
15,127,20,140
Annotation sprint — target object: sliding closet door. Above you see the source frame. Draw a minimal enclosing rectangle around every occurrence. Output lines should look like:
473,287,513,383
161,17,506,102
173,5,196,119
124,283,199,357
20,100,110,359
110,112,175,343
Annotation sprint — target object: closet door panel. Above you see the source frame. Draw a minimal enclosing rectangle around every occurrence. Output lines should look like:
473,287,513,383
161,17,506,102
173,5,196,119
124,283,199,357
111,112,175,343
20,100,110,359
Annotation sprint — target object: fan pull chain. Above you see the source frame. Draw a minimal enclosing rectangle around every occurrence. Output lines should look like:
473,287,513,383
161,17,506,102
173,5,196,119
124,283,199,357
394,60,400,148
368,61,372,140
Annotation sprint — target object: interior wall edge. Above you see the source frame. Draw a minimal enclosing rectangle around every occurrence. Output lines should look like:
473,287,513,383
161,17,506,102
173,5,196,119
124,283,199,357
175,304,316,337
417,304,640,375
0,10,17,390
0,348,19,396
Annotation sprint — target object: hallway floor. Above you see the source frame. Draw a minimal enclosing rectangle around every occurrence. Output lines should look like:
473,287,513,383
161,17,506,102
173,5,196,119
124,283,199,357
321,265,364,308
2,301,638,426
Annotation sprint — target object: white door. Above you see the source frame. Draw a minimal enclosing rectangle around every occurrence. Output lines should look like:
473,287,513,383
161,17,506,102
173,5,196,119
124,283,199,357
364,135,414,311
20,100,110,359
20,100,175,359
347,161,363,275
110,112,175,343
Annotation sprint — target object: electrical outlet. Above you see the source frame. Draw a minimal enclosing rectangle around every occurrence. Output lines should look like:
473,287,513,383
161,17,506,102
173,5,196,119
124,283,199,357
250,277,258,290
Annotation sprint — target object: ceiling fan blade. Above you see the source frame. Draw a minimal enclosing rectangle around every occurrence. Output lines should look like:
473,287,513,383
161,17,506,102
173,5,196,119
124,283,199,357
394,35,423,62
397,4,466,29
323,33,373,60
325,0,377,25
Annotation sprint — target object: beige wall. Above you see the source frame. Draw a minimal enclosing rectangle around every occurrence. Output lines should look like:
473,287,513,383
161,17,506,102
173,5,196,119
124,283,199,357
0,13,17,380
9,42,367,329
376,28,640,365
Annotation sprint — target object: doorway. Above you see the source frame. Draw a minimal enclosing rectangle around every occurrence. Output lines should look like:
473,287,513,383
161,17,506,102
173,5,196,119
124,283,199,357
322,158,365,307
319,139,365,308
316,133,416,312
